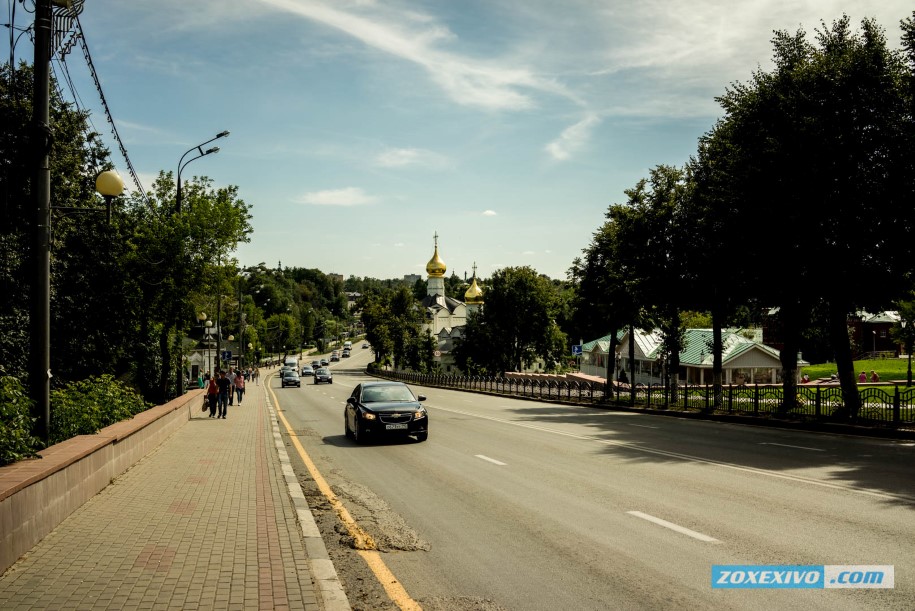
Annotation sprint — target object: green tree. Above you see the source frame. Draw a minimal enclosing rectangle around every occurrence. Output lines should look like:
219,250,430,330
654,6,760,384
454,267,566,374
1,63,140,409
124,173,251,402
694,15,915,416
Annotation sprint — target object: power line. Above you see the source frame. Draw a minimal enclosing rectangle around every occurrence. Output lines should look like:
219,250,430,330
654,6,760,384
74,14,149,205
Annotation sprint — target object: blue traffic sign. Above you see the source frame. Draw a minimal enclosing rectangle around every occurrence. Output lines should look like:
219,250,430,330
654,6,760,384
571,345,582,356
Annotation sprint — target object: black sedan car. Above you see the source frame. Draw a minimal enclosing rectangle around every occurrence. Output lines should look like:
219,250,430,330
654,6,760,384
344,381,428,443
314,367,333,384
281,370,301,387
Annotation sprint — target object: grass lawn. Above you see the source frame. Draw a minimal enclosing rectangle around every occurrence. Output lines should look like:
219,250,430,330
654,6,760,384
803,358,913,388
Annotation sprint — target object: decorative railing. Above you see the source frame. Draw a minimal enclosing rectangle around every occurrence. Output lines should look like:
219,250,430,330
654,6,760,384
376,369,915,428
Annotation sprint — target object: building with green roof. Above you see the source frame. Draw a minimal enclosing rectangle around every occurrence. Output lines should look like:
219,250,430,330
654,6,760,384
581,328,809,386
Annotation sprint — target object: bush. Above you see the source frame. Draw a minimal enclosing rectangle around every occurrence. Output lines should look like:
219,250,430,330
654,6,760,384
0,373,42,466
49,374,151,445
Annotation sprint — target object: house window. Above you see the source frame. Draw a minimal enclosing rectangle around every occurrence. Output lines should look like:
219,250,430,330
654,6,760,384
880,330,887,338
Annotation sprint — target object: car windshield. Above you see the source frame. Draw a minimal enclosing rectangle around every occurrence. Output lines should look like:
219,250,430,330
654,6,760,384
283,371,297,377
316,368,328,374
362,385,415,403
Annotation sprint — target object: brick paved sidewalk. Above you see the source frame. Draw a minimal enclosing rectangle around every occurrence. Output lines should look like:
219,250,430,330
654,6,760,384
0,381,348,611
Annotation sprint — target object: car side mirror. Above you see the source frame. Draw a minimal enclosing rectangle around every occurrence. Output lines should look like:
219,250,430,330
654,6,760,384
417,394,426,402
346,397,355,405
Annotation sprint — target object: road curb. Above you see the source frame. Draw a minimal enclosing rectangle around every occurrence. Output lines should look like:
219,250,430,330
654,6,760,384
266,395,352,611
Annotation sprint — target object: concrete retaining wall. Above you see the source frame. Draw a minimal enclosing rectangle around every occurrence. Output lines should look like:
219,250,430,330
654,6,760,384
0,390,203,574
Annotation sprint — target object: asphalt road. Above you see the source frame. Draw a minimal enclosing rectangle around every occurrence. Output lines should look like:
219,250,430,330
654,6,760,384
271,348,915,611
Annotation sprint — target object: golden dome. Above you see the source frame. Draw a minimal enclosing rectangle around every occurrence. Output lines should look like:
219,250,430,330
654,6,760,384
426,234,446,278
464,276,484,304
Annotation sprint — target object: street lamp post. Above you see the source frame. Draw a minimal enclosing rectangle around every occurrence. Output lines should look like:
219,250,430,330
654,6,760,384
175,131,229,214
173,131,228,396
205,319,214,375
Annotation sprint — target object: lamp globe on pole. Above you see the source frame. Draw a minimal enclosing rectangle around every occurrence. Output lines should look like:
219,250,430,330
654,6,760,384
95,170,124,223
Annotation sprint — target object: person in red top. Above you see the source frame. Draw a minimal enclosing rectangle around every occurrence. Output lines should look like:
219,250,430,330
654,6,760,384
871,370,880,383
858,371,867,383
206,376,218,418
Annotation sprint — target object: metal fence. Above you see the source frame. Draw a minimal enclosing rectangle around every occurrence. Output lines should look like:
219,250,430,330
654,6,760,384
379,369,915,428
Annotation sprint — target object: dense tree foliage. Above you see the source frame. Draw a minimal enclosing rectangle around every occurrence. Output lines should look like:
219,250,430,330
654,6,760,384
573,14,915,416
453,266,567,374
693,15,915,415
359,287,437,372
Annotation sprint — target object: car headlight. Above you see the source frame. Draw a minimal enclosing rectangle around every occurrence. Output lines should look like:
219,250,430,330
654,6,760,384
413,408,426,420
362,412,376,420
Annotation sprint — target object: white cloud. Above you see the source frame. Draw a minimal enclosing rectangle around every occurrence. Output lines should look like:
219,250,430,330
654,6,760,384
522,251,535,256
545,113,601,161
258,0,581,110
375,147,448,169
296,187,378,206
482,210,497,216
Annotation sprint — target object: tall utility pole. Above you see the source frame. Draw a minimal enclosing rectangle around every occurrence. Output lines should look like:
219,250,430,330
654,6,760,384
30,0,52,443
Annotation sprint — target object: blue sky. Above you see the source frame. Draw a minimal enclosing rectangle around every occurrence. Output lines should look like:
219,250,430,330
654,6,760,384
10,1,912,280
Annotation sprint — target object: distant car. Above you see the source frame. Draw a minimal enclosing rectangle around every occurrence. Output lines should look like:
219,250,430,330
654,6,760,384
311,360,321,368
362,342,369,349
300,365,314,377
279,365,294,376
345,381,428,443
330,354,340,362
314,367,333,384
320,358,329,366
342,349,350,358
281,370,301,388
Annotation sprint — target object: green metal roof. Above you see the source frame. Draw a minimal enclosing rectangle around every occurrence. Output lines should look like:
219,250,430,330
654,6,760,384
584,327,800,367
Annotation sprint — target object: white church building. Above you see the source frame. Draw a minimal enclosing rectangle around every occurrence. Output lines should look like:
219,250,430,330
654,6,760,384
419,234,483,372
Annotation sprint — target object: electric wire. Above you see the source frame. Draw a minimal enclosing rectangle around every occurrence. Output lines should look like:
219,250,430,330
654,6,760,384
74,14,149,205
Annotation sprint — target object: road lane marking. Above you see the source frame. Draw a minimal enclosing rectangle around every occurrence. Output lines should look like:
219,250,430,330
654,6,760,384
759,442,825,452
475,454,507,466
268,384,422,611
626,511,720,543
628,424,659,429
428,405,914,503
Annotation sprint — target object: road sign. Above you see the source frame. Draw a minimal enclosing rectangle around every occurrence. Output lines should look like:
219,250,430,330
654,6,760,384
222,350,232,361
434,350,441,357
571,345,582,356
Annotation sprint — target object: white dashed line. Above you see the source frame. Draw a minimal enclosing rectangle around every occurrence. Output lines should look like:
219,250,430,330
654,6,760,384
628,424,659,429
759,442,825,452
475,454,507,466
626,511,720,543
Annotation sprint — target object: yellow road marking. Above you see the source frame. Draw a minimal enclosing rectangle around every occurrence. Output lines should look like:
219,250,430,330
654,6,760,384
267,382,422,611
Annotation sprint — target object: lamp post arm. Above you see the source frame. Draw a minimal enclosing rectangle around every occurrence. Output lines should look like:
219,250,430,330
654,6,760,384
175,131,229,214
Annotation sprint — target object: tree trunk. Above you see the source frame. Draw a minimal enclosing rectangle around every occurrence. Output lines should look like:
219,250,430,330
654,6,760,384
778,302,802,416
158,324,172,404
711,300,723,411
628,324,635,406
828,301,860,419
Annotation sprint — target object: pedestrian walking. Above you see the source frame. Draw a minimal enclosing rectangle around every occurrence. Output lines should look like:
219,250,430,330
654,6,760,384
227,368,236,406
206,376,219,418
235,370,245,404
254,367,260,385
216,370,231,418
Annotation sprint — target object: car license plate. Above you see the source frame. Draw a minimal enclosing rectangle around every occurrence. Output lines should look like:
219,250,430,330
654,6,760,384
386,423,408,430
